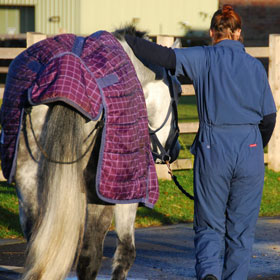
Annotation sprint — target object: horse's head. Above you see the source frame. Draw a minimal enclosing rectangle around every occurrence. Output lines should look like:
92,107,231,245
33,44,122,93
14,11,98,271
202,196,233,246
114,26,181,164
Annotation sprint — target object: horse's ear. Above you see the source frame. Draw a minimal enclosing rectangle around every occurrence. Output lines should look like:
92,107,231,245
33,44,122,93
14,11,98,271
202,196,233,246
171,38,182,49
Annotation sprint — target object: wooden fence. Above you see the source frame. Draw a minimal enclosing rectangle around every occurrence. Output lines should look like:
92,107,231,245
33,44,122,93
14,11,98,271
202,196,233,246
0,33,279,179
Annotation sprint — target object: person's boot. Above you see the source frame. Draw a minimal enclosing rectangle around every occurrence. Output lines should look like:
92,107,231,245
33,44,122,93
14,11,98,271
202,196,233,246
202,275,218,280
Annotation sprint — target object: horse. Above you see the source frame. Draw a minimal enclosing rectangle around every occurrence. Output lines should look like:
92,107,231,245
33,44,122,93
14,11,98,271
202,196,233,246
6,27,181,280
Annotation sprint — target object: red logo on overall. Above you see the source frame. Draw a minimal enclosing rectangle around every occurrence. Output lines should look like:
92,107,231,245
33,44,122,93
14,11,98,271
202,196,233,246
249,144,257,147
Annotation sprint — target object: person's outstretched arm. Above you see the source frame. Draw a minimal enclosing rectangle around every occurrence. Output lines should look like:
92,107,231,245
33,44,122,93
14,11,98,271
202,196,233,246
125,34,176,70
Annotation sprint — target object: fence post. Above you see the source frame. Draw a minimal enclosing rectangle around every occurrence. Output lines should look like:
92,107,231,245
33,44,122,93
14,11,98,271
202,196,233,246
268,34,280,172
26,32,47,48
156,35,174,47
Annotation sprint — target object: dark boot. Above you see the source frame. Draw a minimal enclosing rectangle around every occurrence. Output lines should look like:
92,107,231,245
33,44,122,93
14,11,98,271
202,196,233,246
202,275,218,280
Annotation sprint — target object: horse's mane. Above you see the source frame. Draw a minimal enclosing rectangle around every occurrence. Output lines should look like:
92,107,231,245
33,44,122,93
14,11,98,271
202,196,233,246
113,25,165,81
113,25,148,41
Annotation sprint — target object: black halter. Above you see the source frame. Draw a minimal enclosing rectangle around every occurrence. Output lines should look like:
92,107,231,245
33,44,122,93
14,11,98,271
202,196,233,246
149,70,181,164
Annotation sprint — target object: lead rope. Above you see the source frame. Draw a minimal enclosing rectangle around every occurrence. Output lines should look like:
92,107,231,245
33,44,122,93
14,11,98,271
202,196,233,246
166,161,194,201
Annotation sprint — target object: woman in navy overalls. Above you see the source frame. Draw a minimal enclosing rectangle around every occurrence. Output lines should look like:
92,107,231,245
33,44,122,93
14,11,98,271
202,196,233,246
125,4,276,280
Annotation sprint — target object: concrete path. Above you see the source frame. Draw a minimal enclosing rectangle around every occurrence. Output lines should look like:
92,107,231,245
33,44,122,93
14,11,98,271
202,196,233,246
0,217,279,280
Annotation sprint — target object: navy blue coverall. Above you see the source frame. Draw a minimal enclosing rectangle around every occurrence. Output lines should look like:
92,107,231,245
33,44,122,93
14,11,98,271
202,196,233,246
174,40,276,279
125,34,277,280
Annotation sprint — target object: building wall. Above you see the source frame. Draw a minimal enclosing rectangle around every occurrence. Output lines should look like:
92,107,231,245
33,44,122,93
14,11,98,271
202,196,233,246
0,7,20,34
219,0,280,46
0,0,36,34
35,0,80,34
80,0,219,36
0,0,36,5
0,0,80,35
0,0,219,36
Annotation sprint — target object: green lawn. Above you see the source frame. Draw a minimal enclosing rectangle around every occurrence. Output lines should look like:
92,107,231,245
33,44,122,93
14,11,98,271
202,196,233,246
178,95,198,123
1,167,279,238
135,167,280,228
0,182,23,238
0,95,279,238
177,95,198,159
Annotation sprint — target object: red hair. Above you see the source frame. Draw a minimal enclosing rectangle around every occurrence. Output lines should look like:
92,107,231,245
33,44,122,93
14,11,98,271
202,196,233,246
210,4,242,43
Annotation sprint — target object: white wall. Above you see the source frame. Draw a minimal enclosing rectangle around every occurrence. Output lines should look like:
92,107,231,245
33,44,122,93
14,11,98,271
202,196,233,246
35,0,80,35
80,0,219,36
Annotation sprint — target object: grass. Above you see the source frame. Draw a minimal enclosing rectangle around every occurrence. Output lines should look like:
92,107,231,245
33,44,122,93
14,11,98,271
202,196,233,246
178,95,198,123
0,182,23,239
135,170,195,228
261,168,280,215
135,167,280,228
177,95,198,159
1,167,279,238
0,95,279,238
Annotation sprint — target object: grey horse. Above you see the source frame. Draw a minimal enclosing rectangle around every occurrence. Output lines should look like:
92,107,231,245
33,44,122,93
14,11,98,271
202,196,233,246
14,27,180,280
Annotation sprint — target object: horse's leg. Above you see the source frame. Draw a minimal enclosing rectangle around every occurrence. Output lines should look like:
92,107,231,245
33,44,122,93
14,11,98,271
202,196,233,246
15,162,38,241
112,203,138,280
77,123,114,280
77,204,114,280
15,105,49,240
16,185,37,241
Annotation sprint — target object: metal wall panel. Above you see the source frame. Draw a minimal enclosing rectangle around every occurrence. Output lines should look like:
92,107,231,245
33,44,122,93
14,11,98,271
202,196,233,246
0,7,19,34
1,0,218,36
80,0,219,36
0,0,37,5
36,0,80,35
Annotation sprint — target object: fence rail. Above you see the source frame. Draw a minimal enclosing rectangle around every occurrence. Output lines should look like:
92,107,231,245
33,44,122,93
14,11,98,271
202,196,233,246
0,33,279,179
0,47,25,59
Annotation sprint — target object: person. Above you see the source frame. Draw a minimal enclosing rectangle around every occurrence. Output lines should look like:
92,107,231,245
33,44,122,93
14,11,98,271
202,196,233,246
125,4,276,280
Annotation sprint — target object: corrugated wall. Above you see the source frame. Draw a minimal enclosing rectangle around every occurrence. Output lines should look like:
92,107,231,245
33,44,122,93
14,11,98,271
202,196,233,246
0,7,20,34
36,0,80,34
0,0,80,35
80,0,219,36
0,0,37,5
0,0,218,36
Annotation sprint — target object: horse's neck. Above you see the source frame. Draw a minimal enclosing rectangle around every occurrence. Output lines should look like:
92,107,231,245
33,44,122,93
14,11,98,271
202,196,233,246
119,39,170,111
119,39,171,138
119,40,156,88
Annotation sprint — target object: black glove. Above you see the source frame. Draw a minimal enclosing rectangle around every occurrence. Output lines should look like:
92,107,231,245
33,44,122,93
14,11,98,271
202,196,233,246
258,112,276,147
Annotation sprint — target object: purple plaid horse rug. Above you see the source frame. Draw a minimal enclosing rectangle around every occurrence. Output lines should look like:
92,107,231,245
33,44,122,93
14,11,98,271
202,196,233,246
0,31,158,207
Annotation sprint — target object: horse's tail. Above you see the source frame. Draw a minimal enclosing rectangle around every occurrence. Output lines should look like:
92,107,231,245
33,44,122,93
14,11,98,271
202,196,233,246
22,104,87,280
